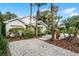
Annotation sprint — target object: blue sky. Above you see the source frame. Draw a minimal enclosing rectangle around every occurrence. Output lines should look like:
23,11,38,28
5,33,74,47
0,3,79,20
0,3,51,16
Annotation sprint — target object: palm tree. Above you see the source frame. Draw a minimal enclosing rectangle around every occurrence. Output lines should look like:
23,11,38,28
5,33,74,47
55,16,62,27
34,3,46,37
51,3,55,40
0,12,3,36
63,16,79,38
40,10,50,28
50,4,62,40
29,3,32,30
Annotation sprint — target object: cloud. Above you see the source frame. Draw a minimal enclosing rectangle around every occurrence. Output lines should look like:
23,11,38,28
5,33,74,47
41,8,50,12
62,8,76,14
69,12,79,17
62,7,79,17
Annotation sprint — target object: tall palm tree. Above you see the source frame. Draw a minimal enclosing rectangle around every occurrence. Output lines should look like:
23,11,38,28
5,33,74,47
34,3,46,37
0,12,3,36
51,3,55,40
29,3,32,30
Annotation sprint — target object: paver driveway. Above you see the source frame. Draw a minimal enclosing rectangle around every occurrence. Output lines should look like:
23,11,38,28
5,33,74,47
9,38,79,56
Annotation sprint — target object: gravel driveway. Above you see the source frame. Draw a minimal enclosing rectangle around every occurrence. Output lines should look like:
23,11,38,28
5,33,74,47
9,39,79,56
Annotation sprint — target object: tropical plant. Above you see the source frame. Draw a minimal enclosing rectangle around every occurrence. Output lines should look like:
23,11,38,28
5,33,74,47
40,10,51,30
51,3,56,40
3,11,17,21
9,28,24,37
29,3,32,30
22,29,34,39
33,3,46,37
0,37,8,56
0,12,8,56
62,16,79,37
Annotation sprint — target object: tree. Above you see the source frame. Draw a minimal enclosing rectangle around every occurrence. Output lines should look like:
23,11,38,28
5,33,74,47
62,16,79,38
51,3,55,40
0,12,6,37
54,16,62,28
0,12,8,55
40,10,51,29
0,12,3,24
34,3,46,37
50,4,63,40
3,11,17,21
39,4,62,39
29,3,32,30
40,7,61,26
0,11,17,37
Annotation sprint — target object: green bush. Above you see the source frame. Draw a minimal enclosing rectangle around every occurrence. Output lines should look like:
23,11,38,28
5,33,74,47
1,23,6,37
38,32,46,37
22,29,34,39
9,28,24,37
0,37,8,56
45,29,51,34
68,27,77,34
58,27,66,33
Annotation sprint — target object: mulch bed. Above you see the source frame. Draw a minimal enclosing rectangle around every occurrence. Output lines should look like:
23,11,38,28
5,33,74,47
6,37,24,42
47,37,79,53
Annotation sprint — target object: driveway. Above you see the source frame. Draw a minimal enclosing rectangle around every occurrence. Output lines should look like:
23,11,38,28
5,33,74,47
9,39,79,56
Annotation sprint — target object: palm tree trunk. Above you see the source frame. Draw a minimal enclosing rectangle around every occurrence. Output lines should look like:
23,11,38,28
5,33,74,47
47,19,49,29
51,3,55,40
35,5,39,38
36,14,38,37
74,28,78,38
29,3,32,30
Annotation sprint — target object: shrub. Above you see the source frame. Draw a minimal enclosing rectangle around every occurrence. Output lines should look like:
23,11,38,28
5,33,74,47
38,32,46,37
45,29,51,34
9,28,24,37
58,27,66,33
67,27,76,34
1,23,6,37
0,36,8,56
22,29,34,39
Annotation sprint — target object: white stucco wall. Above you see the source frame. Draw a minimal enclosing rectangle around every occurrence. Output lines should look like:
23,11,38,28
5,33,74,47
21,17,46,33
6,20,26,36
5,16,47,36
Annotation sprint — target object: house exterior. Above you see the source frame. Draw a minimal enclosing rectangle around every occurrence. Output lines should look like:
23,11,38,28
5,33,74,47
4,16,47,36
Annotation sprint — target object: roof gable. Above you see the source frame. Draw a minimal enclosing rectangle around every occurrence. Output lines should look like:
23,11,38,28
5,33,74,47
4,16,47,28
4,16,35,25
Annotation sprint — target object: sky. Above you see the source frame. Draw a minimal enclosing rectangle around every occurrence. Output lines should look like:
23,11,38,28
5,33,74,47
0,3,79,21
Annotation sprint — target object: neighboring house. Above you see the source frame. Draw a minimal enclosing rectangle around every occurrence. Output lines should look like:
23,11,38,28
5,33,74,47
4,16,47,36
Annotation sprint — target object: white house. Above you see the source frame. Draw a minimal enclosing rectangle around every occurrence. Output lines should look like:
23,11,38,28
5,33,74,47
4,16,47,36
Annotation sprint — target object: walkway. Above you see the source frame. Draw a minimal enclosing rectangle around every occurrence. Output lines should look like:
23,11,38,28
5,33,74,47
9,39,79,56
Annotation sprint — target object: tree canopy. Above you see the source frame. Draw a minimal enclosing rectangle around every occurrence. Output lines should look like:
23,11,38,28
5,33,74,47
0,11,17,21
